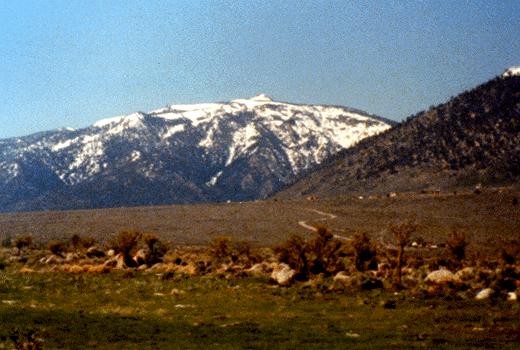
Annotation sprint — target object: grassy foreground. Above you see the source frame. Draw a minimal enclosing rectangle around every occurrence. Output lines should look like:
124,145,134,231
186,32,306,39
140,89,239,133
1,271,518,349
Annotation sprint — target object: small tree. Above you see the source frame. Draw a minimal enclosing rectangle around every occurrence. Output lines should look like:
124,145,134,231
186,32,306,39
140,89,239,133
142,233,168,266
447,229,467,263
275,234,309,280
48,240,66,256
307,226,344,275
388,220,418,287
14,236,33,255
112,231,141,267
351,232,377,272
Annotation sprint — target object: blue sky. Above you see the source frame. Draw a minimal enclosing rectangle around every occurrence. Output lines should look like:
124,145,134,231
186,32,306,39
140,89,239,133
1,0,519,138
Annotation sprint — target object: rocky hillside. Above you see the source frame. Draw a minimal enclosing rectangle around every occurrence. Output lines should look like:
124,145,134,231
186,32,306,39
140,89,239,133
0,94,392,212
279,69,520,197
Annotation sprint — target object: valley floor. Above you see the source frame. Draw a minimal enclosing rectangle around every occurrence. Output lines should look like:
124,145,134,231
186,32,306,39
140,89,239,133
1,271,518,349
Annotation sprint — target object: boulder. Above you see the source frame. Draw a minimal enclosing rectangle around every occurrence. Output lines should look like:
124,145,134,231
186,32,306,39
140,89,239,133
507,292,517,302
176,263,198,276
133,249,149,266
270,263,295,286
245,263,270,277
86,246,105,258
104,253,126,269
455,267,475,281
424,269,458,284
106,249,116,257
45,254,63,265
65,252,79,263
475,288,493,300
136,264,149,272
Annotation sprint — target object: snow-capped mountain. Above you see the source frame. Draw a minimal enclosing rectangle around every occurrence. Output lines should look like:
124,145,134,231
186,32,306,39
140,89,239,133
0,94,393,211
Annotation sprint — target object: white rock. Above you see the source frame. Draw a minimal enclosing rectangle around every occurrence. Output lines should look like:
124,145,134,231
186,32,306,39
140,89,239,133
106,249,115,257
454,267,475,281
245,263,269,277
507,292,517,302
424,269,457,284
333,271,350,282
475,288,493,300
270,263,296,286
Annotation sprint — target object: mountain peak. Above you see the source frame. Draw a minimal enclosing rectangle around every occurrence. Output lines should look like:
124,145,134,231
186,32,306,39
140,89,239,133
248,93,273,102
502,66,520,78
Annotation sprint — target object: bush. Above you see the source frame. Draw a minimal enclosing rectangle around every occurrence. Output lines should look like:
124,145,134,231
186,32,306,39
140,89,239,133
208,236,253,265
307,226,344,275
275,235,308,279
71,235,97,249
389,220,418,286
14,236,33,253
275,227,345,280
1,236,12,248
142,233,168,266
350,232,377,272
48,240,66,256
112,231,141,267
9,327,43,350
447,229,467,262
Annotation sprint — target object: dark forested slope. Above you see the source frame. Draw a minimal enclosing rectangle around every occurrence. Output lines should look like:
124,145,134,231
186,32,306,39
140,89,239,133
279,73,520,197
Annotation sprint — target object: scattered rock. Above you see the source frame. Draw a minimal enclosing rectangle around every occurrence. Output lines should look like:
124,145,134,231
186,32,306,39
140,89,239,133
170,288,186,296
19,267,34,273
475,288,493,300
454,267,475,281
270,263,295,286
345,332,360,338
245,263,270,277
177,262,198,276
425,269,458,284
333,271,350,283
86,246,105,258
45,254,63,265
137,264,149,272
133,249,149,266
65,252,79,263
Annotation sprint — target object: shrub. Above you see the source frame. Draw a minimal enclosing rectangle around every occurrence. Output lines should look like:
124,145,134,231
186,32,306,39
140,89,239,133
48,240,66,256
447,229,467,262
350,232,377,272
112,231,141,267
1,236,12,248
274,235,308,279
307,226,344,275
14,236,33,253
275,227,345,280
389,220,418,286
209,236,233,263
142,233,168,266
70,234,82,249
70,234,97,250
208,236,253,265
9,327,43,350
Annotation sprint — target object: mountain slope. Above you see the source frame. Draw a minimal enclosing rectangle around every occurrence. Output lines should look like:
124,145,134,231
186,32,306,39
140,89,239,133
0,94,392,212
278,71,520,197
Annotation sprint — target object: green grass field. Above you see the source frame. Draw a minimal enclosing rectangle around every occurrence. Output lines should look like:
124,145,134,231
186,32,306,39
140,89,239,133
1,271,518,349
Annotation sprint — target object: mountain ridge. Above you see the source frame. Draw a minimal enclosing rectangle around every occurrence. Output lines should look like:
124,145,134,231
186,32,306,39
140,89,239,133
0,95,392,212
277,72,520,198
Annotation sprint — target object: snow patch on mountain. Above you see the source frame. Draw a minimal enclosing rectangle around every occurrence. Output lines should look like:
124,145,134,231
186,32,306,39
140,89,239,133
0,94,394,208
502,66,520,77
